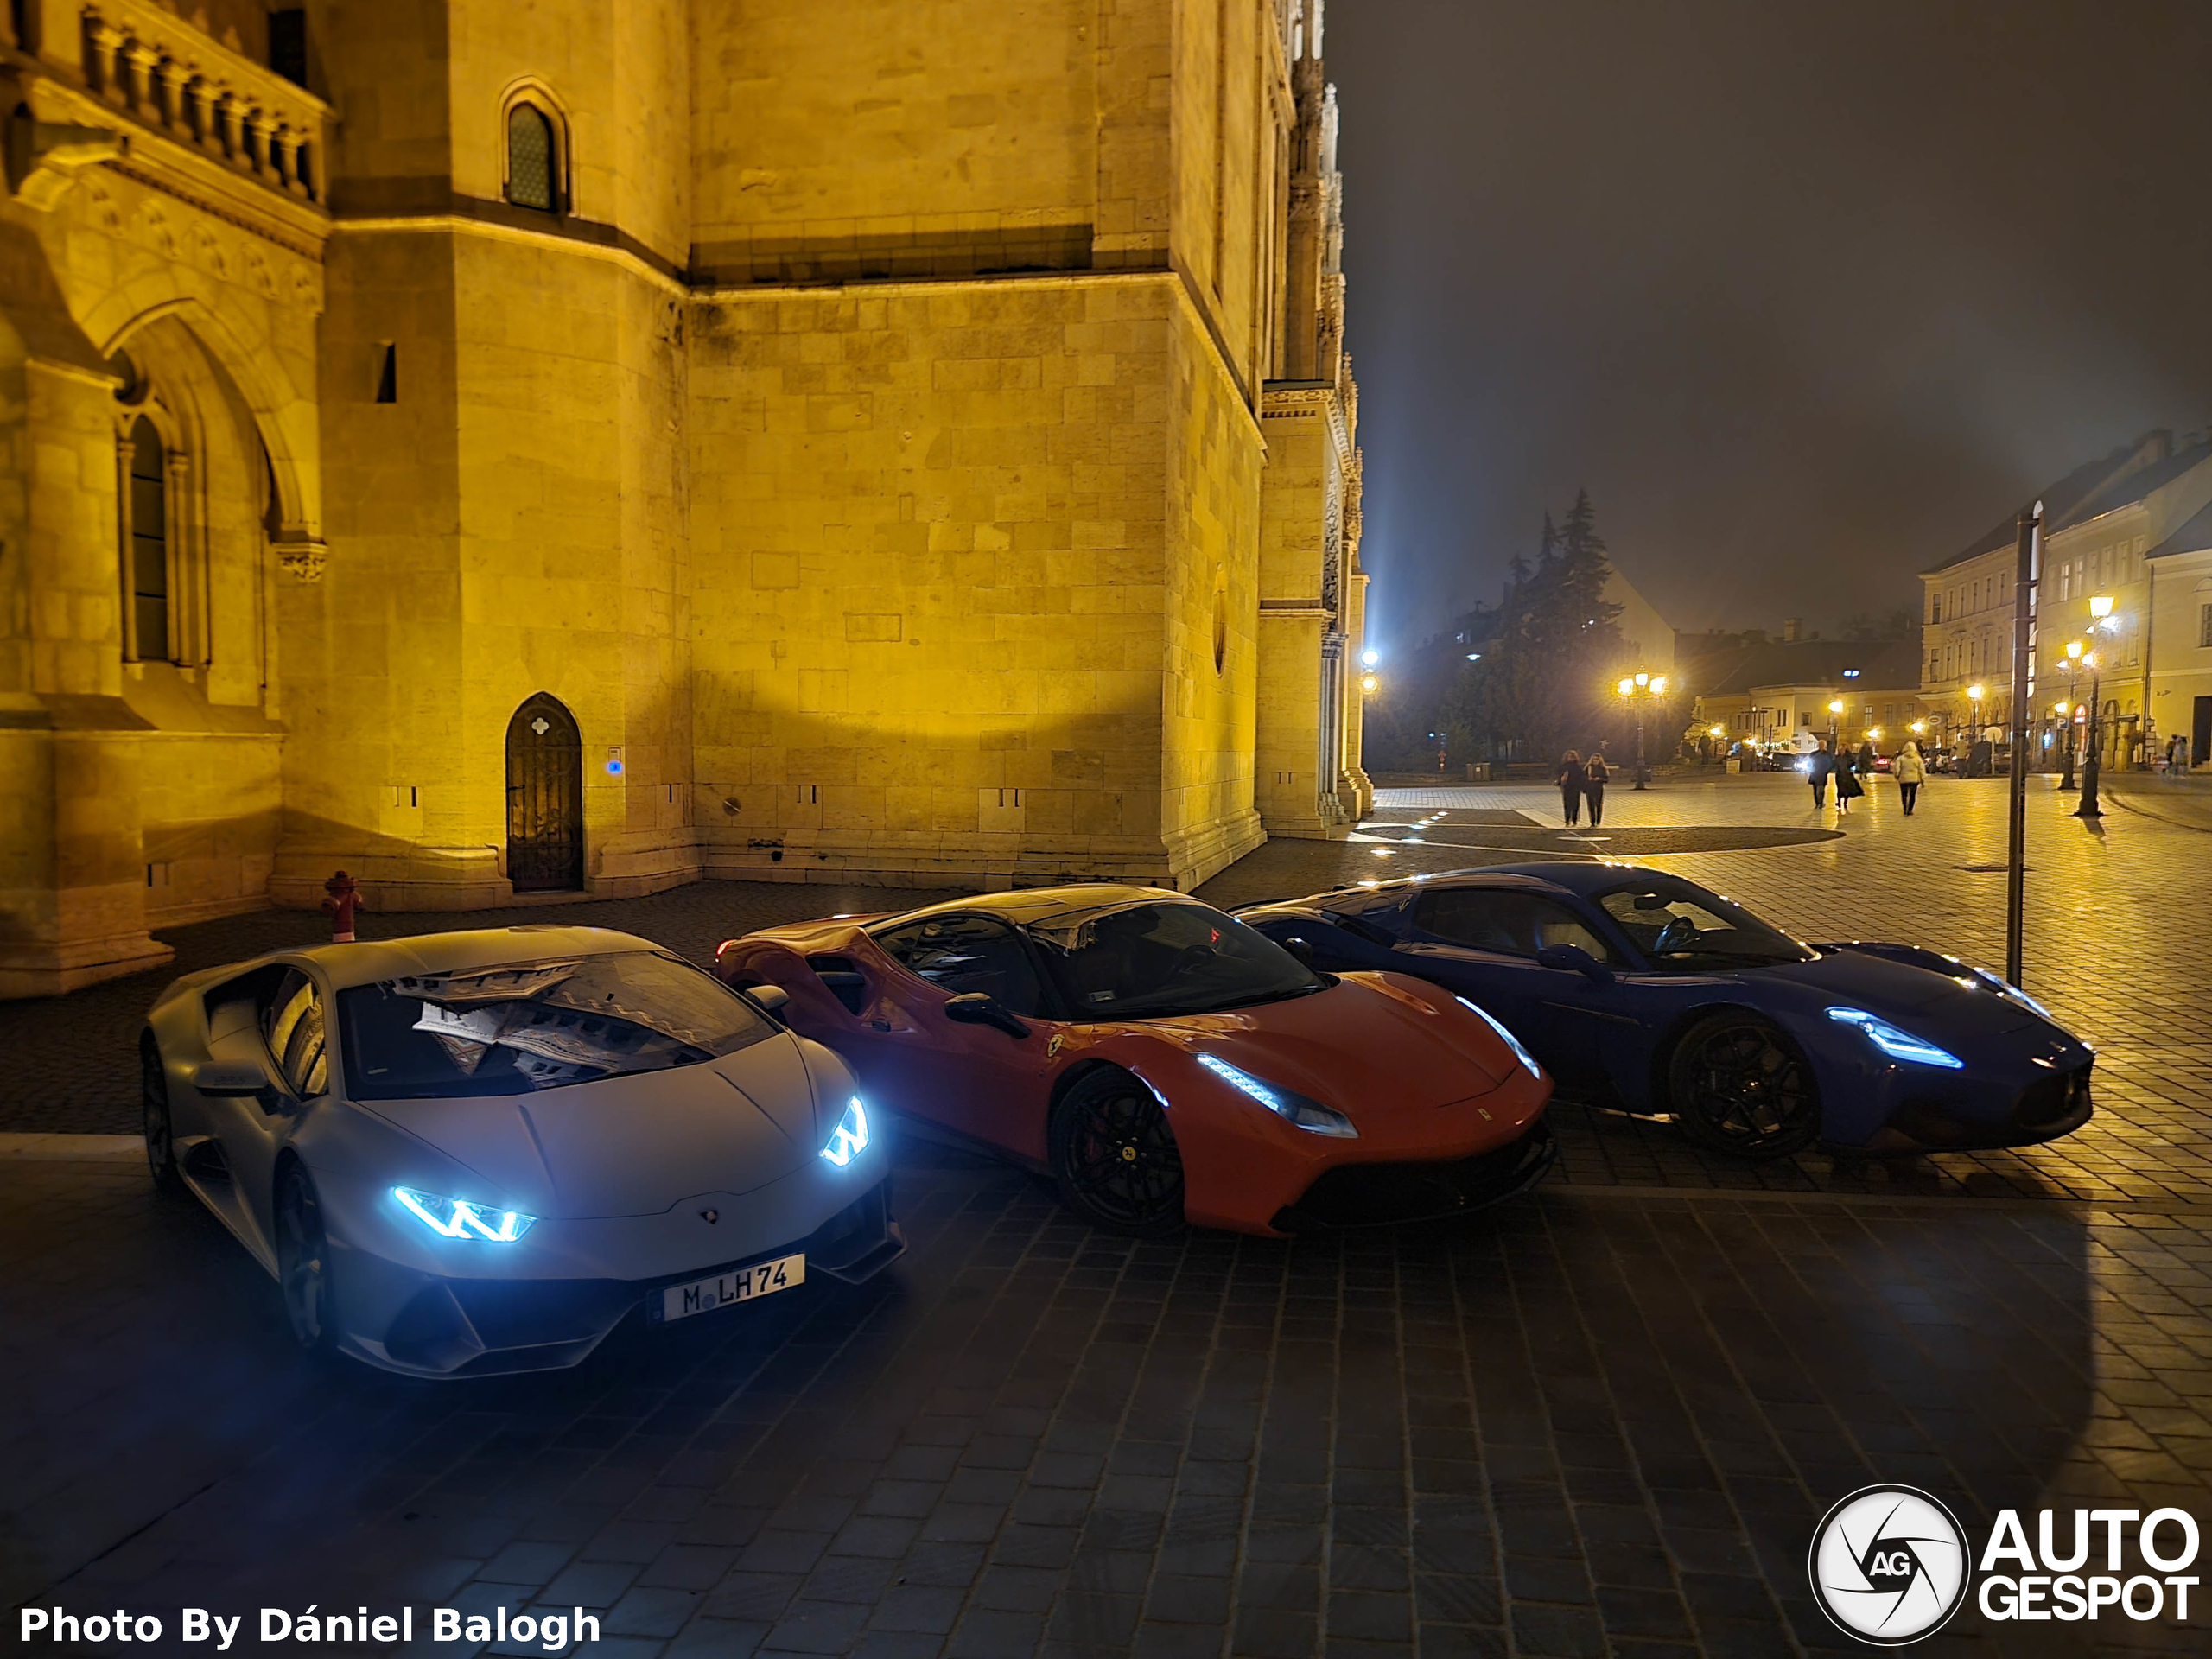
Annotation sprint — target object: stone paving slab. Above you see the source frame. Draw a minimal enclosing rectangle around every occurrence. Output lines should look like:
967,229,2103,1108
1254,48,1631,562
6,1141,2209,1656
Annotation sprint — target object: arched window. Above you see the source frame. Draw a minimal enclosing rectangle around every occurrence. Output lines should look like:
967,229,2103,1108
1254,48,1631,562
125,416,170,661
506,103,557,212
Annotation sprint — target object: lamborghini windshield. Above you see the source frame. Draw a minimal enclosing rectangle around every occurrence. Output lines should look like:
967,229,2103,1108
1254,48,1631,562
337,951,775,1099
1592,877,1815,971
1025,900,1325,1019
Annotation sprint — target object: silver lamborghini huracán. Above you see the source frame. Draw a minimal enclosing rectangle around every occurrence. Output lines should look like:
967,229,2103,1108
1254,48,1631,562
139,926,903,1377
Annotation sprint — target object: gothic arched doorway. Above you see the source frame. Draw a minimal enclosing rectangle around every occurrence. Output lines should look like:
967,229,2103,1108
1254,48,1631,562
505,693,583,892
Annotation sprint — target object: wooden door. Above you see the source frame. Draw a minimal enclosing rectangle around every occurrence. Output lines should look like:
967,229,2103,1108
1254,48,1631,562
505,694,583,891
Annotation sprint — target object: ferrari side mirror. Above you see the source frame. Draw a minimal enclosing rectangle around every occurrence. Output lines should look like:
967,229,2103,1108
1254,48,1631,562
1535,943,1614,983
944,993,1031,1039
1281,937,1315,968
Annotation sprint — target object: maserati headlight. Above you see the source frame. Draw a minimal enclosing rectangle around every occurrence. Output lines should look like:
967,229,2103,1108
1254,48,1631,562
1457,995,1543,1080
393,1187,537,1242
1827,1007,1963,1070
1198,1054,1357,1138
820,1096,870,1166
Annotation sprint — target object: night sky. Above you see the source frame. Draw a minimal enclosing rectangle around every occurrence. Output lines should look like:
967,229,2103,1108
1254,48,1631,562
1329,0,2212,652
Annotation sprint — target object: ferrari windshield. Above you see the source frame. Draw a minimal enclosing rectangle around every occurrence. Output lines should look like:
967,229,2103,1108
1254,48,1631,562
337,951,775,1099
1024,900,1324,1018
1592,878,1815,971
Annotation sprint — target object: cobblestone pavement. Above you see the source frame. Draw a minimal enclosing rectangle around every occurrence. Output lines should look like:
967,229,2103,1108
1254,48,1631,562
7,1138,2209,1657
7,772,2212,1657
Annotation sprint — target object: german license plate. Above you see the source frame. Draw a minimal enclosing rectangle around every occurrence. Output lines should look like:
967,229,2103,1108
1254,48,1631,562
658,1253,804,1323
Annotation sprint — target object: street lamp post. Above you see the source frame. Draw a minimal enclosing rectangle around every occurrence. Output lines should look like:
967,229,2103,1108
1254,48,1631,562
2059,639,2083,790
1966,684,1984,770
2076,595,2115,817
1615,671,1669,789
1827,698,1842,747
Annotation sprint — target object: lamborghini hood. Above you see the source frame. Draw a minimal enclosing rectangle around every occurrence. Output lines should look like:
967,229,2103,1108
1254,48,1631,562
358,1035,826,1219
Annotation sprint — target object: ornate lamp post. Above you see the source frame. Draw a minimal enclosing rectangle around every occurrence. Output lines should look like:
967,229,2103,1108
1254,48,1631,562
1615,671,1669,789
2059,638,2084,789
1826,697,1842,746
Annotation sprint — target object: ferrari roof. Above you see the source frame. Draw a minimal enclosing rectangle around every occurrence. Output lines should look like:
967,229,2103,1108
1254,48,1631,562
877,884,1189,929
279,926,667,991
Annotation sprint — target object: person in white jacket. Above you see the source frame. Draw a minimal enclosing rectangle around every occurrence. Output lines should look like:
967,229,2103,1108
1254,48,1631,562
1893,741,1927,816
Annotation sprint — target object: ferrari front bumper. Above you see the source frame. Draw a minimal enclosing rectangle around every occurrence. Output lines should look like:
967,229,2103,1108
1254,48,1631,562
1268,1120,1558,1230
337,1179,902,1378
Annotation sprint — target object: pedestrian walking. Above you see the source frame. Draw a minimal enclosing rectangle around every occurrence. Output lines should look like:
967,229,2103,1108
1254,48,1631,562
1856,738,1877,780
1583,753,1610,825
1807,741,1834,810
1556,750,1586,824
1834,747,1864,815
1893,740,1925,816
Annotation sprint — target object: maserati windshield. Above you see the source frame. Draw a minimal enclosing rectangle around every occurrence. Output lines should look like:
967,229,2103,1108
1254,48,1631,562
1025,901,1324,1018
338,951,775,1098
1593,879,1815,971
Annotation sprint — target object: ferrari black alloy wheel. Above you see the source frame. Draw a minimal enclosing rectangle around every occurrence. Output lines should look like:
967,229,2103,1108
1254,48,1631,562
275,1162,335,1350
141,1034,184,1197
1668,1012,1821,1160
1051,1067,1186,1236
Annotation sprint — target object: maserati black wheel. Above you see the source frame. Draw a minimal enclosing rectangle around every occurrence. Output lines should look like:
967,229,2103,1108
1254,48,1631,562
1668,1012,1821,1160
1050,1068,1186,1236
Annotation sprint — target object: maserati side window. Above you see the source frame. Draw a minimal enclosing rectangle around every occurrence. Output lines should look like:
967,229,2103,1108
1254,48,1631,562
874,915,1047,1017
1414,890,1618,963
264,969,330,1097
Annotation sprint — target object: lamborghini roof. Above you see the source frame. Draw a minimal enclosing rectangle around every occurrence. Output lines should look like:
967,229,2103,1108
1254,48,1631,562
262,926,668,992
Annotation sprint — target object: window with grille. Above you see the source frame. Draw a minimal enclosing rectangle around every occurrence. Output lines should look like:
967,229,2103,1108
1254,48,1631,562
126,416,169,661
507,105,556,212
2200,602,2212,650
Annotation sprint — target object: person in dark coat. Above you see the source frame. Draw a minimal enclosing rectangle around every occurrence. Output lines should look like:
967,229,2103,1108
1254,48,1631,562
1556,750,1586,825
1834,745,1865,815
1856,739,1878,779
1583,752,1610,826
1807,741,1834,809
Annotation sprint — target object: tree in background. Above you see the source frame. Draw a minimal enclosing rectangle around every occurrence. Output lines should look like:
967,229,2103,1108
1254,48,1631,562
1443,491,1628,761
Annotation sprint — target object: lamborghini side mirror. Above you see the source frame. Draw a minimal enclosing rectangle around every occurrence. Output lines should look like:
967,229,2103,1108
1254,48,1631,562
1281,937,1315,968
944,993,1031,1039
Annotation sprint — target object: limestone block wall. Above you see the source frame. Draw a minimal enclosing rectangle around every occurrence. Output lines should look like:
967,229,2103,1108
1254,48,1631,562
1255,389,1343,836
689,271,1261,887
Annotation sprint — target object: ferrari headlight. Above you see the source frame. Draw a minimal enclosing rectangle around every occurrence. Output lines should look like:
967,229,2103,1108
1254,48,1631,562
820,1096,870,1166
393,1187,537,1242
1456,995,1543,1080
1827,1007,1964,1070
1197,1054,1357,1138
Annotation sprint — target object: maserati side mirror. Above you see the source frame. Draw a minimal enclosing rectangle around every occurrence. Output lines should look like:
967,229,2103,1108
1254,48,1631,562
1535,943,1614,983
742,983,791,1016
1281,937,1315,968
944,992,1032,1039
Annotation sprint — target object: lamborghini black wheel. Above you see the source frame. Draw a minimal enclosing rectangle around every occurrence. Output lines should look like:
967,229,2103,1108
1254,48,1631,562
1668,1013,1821,1160
275,1162,335,1351
1050,1068,1186,1236
141,1034,185,1197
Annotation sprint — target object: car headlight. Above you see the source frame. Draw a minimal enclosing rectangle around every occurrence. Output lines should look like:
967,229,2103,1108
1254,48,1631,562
820,1096,870,1166
1197,1053,1357,1138
1827,1007,1963,1070
393,1187,537,1242
1456,995,1543,1080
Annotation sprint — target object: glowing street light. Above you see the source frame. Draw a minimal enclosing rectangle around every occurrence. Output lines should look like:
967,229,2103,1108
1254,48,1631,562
1827,696,1843,745
1359,672,1379,696
2057,640,2085,789
1617,670,1669,789
2077,602,2113,816
1361,647,1379,668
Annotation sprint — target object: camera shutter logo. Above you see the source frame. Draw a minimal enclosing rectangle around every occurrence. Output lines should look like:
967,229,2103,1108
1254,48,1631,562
1808,1484,1969,1644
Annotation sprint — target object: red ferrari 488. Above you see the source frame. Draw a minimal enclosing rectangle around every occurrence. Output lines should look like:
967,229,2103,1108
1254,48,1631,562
716,886,1554,1236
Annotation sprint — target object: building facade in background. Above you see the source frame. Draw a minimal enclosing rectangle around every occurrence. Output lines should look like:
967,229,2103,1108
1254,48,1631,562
0,0,1370,996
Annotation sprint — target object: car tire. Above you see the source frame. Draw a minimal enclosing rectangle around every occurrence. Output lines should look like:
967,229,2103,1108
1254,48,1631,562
142,1034,185,1198
274,1162,337,1351
1049,1067,1186,1236
1668,1012,1821,1160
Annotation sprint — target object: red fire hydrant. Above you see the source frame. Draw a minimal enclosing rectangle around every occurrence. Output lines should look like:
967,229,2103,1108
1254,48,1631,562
321,870,363,943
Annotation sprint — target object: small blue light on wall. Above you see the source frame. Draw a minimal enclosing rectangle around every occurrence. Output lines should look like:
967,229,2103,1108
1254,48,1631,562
606,746,624,776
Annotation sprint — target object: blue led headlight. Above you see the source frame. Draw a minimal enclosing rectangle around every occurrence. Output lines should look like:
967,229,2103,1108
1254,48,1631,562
1197,1053,1357,1138
1827,1007,1964,1069
1457,995,1543,1080
393,1187,537,1242
820,1096,870,1166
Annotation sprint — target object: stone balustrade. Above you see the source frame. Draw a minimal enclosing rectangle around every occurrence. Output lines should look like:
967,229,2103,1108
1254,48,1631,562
79,0,332,205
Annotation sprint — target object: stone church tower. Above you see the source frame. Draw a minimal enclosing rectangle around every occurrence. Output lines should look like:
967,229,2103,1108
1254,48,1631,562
0,0,1368,997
